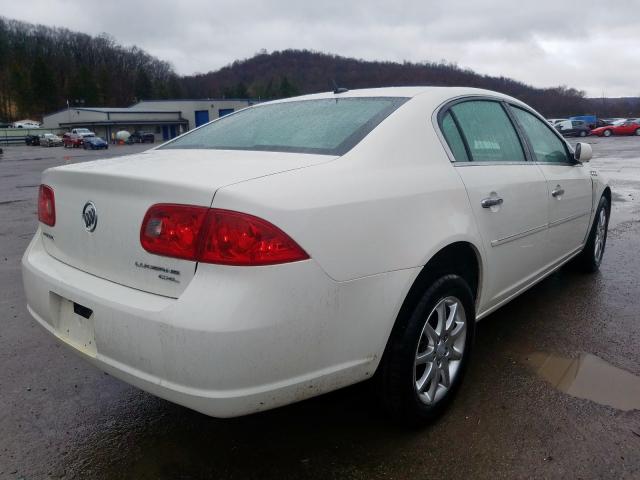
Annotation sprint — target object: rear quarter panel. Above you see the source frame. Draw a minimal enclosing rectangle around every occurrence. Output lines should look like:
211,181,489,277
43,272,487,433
212,95,485,284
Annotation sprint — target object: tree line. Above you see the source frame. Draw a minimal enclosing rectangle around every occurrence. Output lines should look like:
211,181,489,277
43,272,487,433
0,17,637,122
0,17,182,121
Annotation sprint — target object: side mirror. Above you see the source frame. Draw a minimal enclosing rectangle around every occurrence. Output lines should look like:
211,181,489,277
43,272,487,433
575,142,592,163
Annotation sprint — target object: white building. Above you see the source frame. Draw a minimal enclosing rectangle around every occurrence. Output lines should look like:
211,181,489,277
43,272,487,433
41,98,255,142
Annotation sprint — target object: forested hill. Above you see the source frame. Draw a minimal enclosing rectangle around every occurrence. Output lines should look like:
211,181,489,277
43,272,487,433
0,17,182,121
0,16,614,121
181,49,589,117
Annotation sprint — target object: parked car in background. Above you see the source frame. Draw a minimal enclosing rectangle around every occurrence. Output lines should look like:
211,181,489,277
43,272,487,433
25,134,41,146
555,119,590,137
591,120,640,137
23,87,610,424
83,136,109,150
569,115,597,128
71,128,96,138
39,133,63,147
63,133,85,148
126,131,155,144
13,119,41,128
594,119,613,128
547,118,568,125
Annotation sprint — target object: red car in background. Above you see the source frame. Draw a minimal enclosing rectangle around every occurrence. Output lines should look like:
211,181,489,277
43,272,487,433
62,133,85,148
591,120,640,137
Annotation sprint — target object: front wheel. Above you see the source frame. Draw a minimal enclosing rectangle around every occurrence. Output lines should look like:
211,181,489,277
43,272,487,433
635,128,640,136
603,129,612,137
579,130,587,137
573,196,609,272
377,274,475,425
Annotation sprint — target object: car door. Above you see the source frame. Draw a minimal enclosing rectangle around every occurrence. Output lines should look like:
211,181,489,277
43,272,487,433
556,120,573,136
509,105,593,265
439,99,550,310
619,121,638,135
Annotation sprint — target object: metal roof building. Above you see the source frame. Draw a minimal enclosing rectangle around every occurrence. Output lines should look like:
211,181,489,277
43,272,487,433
42,98,255,142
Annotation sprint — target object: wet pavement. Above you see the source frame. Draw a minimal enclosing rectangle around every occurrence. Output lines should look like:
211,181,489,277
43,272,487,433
1,138,639,479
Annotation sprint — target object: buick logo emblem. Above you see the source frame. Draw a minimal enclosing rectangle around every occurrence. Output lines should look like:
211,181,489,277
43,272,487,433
82,202,98,232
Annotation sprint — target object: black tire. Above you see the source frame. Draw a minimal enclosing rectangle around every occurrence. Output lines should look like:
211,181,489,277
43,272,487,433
579,130,587,137
635,128,640,136
603,129,612,137
376,274,475,425
573,195,609,273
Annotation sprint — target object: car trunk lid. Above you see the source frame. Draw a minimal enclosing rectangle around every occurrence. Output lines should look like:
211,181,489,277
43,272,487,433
40,149,334,297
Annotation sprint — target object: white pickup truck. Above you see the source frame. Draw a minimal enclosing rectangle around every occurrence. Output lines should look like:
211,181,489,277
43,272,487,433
71,128,95,138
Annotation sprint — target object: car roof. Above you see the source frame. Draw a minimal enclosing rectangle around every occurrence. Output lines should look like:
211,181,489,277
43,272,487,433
266,86,527,110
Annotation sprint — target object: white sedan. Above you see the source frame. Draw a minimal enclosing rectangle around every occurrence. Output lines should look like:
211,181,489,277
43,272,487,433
22,87,610,423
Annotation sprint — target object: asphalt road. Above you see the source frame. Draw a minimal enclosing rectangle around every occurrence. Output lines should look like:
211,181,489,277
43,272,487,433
1,138,639,479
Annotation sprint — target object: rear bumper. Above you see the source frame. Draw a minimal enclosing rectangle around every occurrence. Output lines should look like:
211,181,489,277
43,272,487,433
22,231,417,417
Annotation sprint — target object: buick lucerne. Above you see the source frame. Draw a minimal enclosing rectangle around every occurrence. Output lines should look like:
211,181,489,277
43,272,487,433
22,87,610,423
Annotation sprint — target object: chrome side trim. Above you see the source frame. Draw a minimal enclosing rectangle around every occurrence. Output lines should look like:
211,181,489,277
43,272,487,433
491,224,548,247
548,211,591,228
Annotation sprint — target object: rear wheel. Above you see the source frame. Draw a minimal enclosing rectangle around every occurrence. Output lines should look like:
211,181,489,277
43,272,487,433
635,128,640,136
377,274,475,425
579,130,587,137
573,196,609,272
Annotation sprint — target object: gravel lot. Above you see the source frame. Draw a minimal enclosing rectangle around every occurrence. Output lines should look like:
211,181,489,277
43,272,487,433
1,138,639,479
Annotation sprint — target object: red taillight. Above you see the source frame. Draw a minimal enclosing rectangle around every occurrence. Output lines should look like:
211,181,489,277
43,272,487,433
38,185,55,226
140,204,208,260
199,209,309,265
140,205,309,266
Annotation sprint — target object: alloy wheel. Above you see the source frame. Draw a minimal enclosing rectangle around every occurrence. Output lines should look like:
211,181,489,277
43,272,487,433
414,296,467,405
594,208,607,264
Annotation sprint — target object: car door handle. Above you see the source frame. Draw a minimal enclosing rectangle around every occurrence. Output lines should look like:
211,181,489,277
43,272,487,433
481,197,504,208
551,187,565,197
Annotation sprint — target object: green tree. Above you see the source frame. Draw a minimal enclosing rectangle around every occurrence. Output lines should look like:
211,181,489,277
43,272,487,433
279,76,299,98
134,68,153,100
30,57,57,114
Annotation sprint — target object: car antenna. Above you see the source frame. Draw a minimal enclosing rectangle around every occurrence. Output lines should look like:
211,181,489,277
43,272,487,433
331,79,349,94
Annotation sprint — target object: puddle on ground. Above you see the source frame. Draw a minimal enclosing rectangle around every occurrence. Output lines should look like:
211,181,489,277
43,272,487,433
525,352,640,411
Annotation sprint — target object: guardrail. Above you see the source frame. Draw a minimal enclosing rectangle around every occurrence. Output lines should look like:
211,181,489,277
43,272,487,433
0,128,63,145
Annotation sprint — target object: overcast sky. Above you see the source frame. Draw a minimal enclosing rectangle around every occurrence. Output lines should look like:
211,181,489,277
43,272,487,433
5,1,640,97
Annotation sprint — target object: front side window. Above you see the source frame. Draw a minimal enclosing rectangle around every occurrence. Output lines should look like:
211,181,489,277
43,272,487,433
448,100,526,162
511,106,571,164
160,97,408,156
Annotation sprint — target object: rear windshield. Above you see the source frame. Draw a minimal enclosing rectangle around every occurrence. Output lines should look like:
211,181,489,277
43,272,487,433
160,97,408,155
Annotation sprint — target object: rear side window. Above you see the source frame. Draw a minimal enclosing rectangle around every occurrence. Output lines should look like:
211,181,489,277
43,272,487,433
160,97,408,156
511,107,571,164
448,100,526,163
441,112,469,162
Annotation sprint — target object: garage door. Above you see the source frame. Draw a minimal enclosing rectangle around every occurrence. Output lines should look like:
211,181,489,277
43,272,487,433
195,110,210,127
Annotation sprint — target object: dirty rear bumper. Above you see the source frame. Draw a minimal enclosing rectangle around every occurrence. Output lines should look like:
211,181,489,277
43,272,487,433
22,230,415,417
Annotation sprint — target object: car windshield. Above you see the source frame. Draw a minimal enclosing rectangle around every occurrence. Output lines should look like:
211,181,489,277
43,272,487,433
160,97,408,155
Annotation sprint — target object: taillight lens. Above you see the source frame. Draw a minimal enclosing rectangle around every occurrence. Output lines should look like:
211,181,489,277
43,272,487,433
199,209,309,265
140,205,309,266
38,185,56,226
140,204,208,260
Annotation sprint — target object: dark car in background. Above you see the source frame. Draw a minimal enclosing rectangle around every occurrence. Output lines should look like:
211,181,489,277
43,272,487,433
83,136,109,150
555,119,590,137
25,134,40,146
126,131,155,144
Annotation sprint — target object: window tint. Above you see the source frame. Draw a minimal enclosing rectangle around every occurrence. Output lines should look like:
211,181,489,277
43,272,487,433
511,107,571,164
160,97,408,156
441,111,469,162
449,101,526,162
